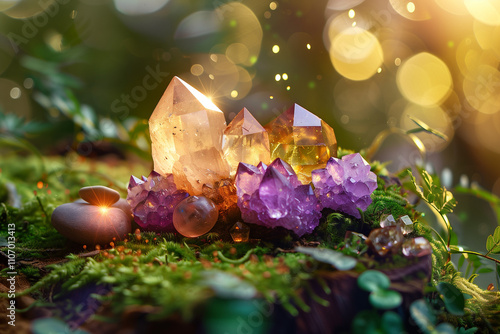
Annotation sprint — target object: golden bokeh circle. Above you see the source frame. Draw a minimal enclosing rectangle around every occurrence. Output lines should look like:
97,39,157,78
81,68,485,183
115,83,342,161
329,27,383,81
397,52,452,106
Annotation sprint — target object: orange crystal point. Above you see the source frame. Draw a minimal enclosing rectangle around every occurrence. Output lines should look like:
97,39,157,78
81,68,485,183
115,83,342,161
149,76,230,194
222,108,271,176
264,103,337,182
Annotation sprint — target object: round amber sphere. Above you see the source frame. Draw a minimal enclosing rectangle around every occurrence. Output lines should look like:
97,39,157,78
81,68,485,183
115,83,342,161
173,196,219,238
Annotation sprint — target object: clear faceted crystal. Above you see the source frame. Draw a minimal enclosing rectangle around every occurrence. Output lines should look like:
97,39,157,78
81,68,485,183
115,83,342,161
222,108,270,176
149,76,230,194
402,237,432,257
380,214,396,228
367,226,404,256
265,104,337,182
397,215,414,235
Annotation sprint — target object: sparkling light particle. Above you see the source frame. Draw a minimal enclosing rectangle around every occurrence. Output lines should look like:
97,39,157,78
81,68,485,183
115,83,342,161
377,67,382,73
395,58,401,66
270,1,277,10
306,43,311,49
100,207,109,214
10,87,21,99
348,9,355,18
230,90,239,98
272,45,280,53
286,86,291,91
282,73,288,80
37,181,43,189
275,74,281,81
190,64,204,76
407,1,415,13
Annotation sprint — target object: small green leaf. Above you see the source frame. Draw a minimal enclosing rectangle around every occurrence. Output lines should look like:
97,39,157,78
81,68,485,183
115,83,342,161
410,299,436,332
358,270,390,292
381,311,404,334
437,282,465,316
295,247,357,270
369,289,402,310
457,327,478,334
486,226,500,255
434,323,456,334
458,254,465,270
31,317,89,334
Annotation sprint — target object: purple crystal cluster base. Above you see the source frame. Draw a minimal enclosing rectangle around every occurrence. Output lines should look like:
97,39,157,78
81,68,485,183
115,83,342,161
235,159,321,237
312,153,377,218
127,171,189,232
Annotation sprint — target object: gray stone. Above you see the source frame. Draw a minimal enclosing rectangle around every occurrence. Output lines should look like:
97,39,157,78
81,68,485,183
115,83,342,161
51,202,131,245
79,186,120,207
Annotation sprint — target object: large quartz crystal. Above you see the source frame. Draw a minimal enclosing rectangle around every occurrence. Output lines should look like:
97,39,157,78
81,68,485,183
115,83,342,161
222,108,270,176
312,153,377,218
127,171,189,232
235,158,321,237
149,76,230,194
265,104,337,182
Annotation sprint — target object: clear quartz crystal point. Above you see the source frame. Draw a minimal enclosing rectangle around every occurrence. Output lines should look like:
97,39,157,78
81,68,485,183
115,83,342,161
149,76,230,194
222,108,271,176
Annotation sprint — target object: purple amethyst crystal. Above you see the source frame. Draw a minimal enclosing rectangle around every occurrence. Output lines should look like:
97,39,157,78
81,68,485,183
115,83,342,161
235,159,321,237
312,153,377,218
127,171,189,232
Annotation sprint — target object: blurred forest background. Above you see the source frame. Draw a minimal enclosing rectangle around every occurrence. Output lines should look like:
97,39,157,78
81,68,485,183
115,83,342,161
1,0,500,285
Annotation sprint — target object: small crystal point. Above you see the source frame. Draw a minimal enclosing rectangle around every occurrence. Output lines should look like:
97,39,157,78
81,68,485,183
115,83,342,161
230,222,250,243
398,215,414,235
402,237,432,257
149,76,230,194
265,103,337,182
367,226,404,256
223,108,271,176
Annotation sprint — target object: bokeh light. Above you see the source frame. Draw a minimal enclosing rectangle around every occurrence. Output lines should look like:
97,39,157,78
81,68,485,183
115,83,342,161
0,78,30,118
113,0,169,16
2,0,55,18
389,0,431,21
473,20,500,59
397,52,452,106
326,0,365,11
329,27,383,81
464,0,500,26
463,64,500,114
434,0,468,15
0,0,19,12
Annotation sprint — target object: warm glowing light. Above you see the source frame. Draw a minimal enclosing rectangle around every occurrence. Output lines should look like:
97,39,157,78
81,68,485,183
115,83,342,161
37,181,43,189
465,0,500,26
407,2,415,13
10,87,21,99
270,96,274,99
286,86,291,90
190,64,204,76
230,90,239,98
396,52,452,106
282,73,288,80
377,67,382,73
100,207,109,214
395,58,401,66
306,43,311,49
272,45,280,53
329,27,384,81
275,74,281,81
270,1,277,10
348,9,355,18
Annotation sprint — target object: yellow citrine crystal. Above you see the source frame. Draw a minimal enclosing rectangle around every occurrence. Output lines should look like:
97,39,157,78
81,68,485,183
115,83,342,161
149,76,230,194
264,104,337,182
222,108,271,176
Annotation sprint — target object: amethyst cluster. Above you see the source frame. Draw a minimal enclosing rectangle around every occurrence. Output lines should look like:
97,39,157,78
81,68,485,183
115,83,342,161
235,159,321,237
127,171,189,232
311,153,377,218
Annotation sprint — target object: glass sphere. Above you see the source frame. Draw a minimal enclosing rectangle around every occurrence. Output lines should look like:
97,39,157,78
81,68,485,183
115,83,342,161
173,196,219,238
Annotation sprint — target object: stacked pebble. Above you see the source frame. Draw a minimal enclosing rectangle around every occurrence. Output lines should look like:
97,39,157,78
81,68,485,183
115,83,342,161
51,186,132,245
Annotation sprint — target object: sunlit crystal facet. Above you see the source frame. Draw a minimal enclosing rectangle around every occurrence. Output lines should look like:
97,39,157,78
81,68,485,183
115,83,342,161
149,76,230,194
223,108,271,176
265,104,337,182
